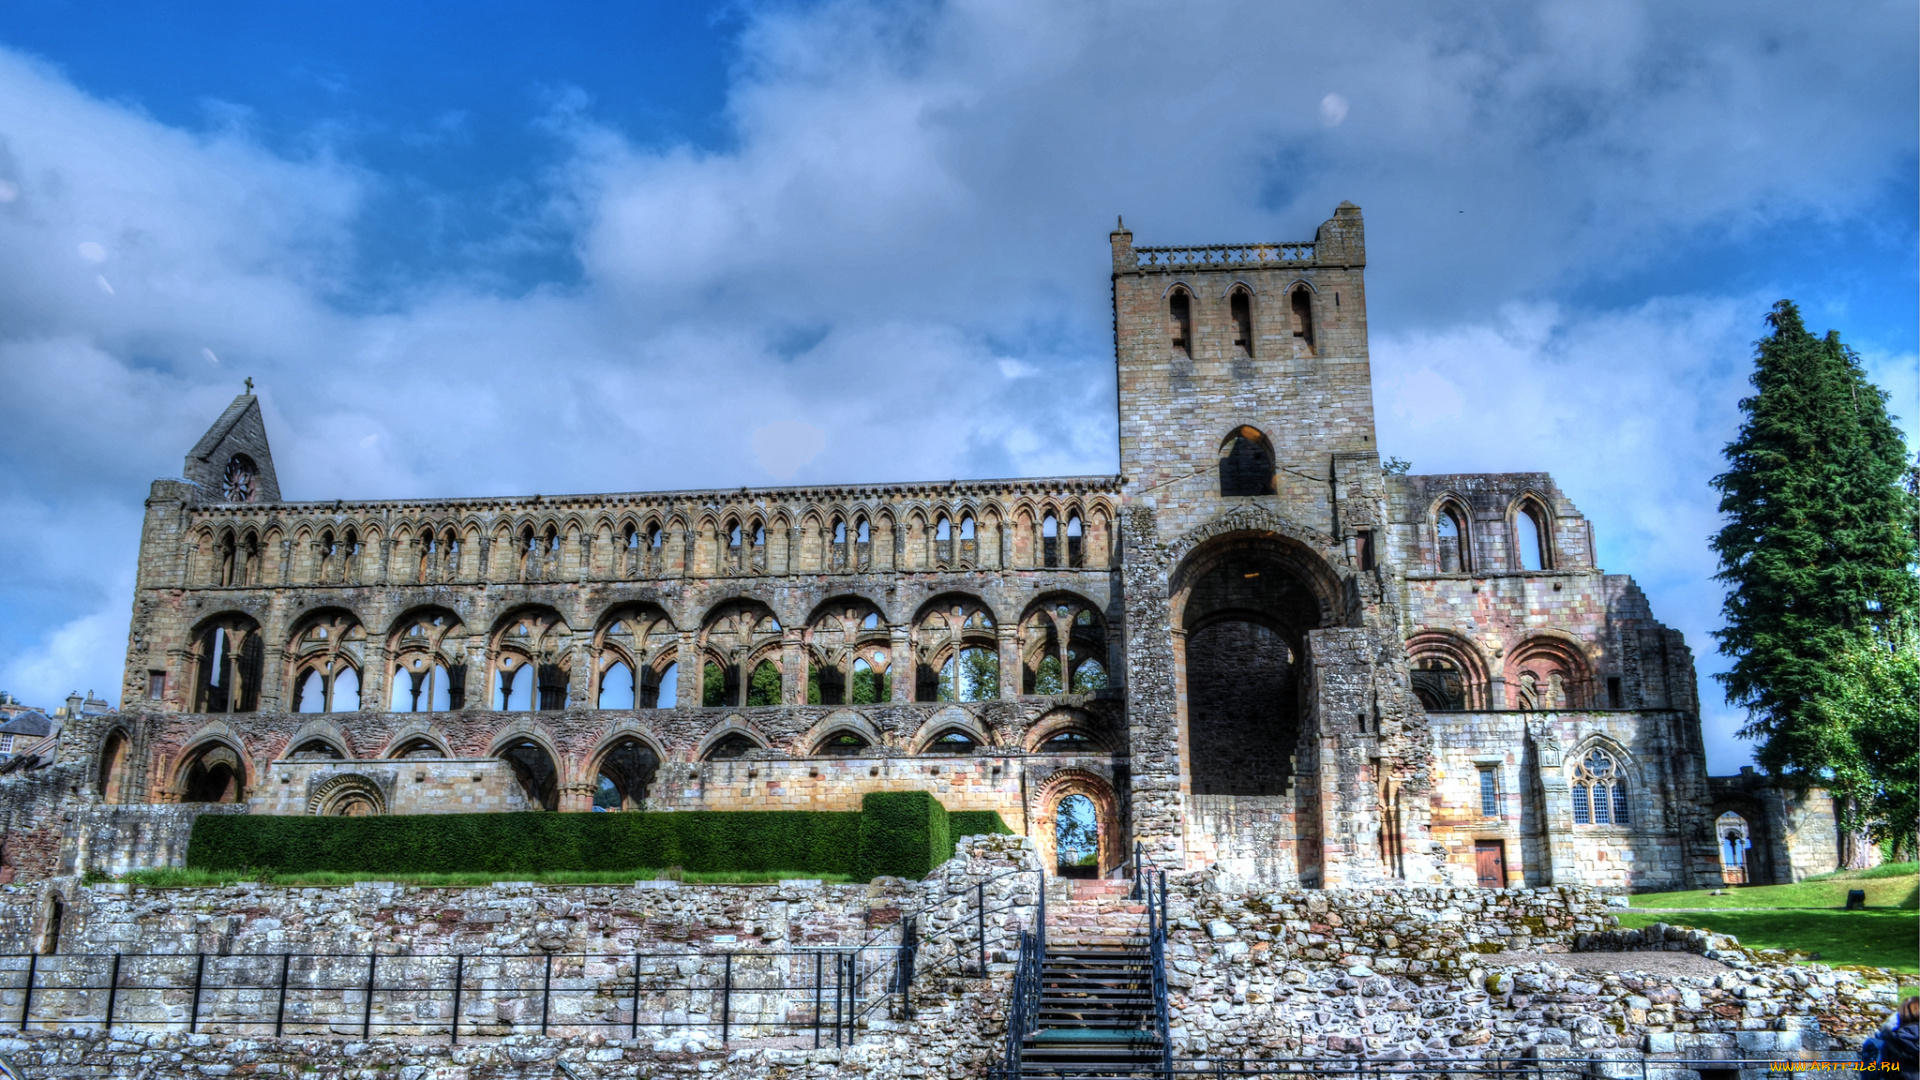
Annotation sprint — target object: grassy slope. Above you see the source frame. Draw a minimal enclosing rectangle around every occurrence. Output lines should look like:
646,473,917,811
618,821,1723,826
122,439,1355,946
1619,863,1919,976
1629,862,1918,911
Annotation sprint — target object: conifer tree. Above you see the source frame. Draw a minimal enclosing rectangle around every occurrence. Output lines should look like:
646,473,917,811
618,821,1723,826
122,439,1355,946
1710,302,1920,834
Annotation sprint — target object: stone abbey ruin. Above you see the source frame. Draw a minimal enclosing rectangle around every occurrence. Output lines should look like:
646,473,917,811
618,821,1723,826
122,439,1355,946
0,204,1894,1077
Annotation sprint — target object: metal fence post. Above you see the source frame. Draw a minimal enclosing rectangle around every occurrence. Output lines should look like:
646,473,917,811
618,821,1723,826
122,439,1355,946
977,881,986,976
812,951,823,1050
450,955,464,1046
18,953,36,1031
361,953,377,1039
188,953,205,1034
539,952,553,1036
274,953,290,1038
721,952,732,1045
104,953,121,1032
629,952,640,1041
833,952,843,1048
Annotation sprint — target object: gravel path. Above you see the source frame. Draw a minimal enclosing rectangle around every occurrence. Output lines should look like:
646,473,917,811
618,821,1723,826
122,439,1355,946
1480,950,1731,977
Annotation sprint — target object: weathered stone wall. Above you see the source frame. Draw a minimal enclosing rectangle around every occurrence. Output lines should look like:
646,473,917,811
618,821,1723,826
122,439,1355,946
1426,709,1711,892
1707,771,1854,884
57,804,246,877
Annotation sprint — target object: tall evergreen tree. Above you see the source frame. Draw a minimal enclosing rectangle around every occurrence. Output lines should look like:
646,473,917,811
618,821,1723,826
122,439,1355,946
1710,302,1920,807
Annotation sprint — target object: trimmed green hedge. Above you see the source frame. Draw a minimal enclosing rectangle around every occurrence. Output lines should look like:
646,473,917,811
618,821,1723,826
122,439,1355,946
857,791,950,882
186,792,1005,881
950,810,1013,838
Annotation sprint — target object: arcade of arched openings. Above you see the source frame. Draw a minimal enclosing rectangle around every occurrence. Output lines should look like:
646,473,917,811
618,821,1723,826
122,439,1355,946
71,203,1771,894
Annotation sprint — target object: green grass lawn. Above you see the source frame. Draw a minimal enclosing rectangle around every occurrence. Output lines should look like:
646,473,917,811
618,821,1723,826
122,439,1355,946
109,867,853,888
1613,909,1918,975
1629,862,1918,911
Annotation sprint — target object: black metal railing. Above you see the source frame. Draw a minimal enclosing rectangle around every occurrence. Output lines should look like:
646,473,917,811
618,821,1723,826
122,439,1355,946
0,948,890,1046
1137,845,1172,1073
1000,869,1047,1079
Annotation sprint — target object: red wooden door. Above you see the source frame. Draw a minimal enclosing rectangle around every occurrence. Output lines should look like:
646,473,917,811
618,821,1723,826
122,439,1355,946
1474,840,1506,888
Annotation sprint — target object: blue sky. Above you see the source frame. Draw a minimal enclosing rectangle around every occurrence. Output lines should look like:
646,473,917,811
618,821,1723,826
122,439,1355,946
0,0,1912,774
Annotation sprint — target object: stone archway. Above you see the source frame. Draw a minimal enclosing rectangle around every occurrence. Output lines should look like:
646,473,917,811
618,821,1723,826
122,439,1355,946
1030,770,1123,878
307,773,387,816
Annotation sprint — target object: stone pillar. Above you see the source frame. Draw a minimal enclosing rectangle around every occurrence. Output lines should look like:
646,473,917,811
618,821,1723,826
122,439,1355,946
1119,507,1186,868
782,630,805,705
1527,724,1579,885
997,625,1020,700
677,632,701,709
1305,627,1389,888
890,628,912,703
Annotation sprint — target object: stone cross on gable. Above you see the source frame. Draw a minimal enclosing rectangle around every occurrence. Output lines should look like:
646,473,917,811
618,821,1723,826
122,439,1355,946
245,377,254,394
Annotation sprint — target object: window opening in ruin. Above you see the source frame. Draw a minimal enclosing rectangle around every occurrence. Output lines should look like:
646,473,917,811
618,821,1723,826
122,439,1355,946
1055,793,1099,878
595,739,659,811
1434,505,1467,572
1355,529,1375,571
148,670,166,700
1031,654,1063,695
1716,811,1751,884
195,620,263,714
1041,731,1092,752
1516,504,1548,571
833,519,846,544
1071,658,1108,693
850,656,890,704
1607,677,1623,709
1168,288,1192,355
1218,427,1277,497
959,516,975,540
180,744,244,803
821,732,870,756
857,519,870,543
597,661,636,709
1570,748,1628,826
939,646,999,702
1478,768,1499,816
928,730,977,755
97,731,129,802
494,662,534,711
705,733,758,760
651,661,678,708
1066,515,1083,567
1410,657,1466,711
702,660,737,707
1289,286,1314,351
808,659,846,706
498,740,559,810
936,516,951,540
290,739,344,760
747,660,782,707
649,525,662,550
1041,514,1059,567
1229,288,1254,356
43,897,62,955
861,613,880,630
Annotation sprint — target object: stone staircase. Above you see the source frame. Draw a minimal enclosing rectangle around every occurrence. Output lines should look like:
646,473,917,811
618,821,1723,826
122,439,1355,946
1015,879,1163,1074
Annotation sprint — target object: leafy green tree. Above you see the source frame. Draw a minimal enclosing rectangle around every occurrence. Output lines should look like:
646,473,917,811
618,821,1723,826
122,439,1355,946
1811,618,1919,856
702,661,730,707
746,660,782,706
849,660,888,704
1031,655,1063,695
1710,302,1920,807
1055,793,1099,866
1070,658,1108,693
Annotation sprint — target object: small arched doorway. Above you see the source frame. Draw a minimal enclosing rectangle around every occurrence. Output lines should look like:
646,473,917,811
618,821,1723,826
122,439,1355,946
1717,810,1752,885
178,744,247,803
1031,770,1122,878
593,737,660,811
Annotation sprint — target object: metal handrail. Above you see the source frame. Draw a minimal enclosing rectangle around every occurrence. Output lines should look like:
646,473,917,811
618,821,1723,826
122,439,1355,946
1000,873,1046,1078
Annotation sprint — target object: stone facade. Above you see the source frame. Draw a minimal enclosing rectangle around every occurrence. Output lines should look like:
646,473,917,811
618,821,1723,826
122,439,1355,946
9,202,1795,893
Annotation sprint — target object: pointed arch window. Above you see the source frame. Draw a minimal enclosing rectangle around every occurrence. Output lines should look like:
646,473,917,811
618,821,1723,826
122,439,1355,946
1289,286,1315,351
1041,514,1060,567
1229,287,1254,356
1436,503,1470,573
1168,288,1192,355
1571,748,1629,826
1066,515,1083,567
1516,502,1551,571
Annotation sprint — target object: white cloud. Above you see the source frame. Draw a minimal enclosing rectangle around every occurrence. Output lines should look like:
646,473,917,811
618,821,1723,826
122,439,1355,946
0,0,1910,772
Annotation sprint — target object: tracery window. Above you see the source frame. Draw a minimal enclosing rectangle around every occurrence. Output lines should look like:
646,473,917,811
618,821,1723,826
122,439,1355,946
1021,598,1107,696
1410,657,1466,712
288,611,366,714
1570,748,1629,826
699,601,782,707
388,612,465,713
192,615,264,713
807,599,890,705
489,609,571,711
222,454,257,503
914,597,998,702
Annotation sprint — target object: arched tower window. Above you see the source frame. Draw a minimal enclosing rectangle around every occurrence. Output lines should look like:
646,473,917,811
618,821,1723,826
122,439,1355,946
1218,426,1276,497
1229,287,1253,356
222,454,258,503
1515,500,1551,571
1436,502,1469,573
1571,748,1629,826
1168,288,1192,356
1289,286,1314,352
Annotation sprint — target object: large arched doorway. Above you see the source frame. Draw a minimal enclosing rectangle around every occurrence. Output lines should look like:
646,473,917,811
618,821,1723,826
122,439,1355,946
593,737,660,811
1172,532,1337,883
496,739,560,811
1176,538,1325,797
177,743,247,803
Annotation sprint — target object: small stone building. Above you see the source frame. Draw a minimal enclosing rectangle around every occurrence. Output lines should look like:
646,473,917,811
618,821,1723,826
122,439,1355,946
25,204,1771,891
